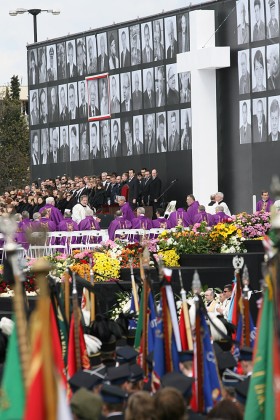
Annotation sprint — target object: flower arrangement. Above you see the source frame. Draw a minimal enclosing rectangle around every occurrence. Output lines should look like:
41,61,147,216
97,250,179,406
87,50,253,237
93,252,120,281
109,291,132,320
120,243,143,268
209,222,245,253
158,249,180,267
233,212,271,239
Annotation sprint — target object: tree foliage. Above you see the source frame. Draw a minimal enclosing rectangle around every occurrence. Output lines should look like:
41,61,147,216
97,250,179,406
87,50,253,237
0,76,30,192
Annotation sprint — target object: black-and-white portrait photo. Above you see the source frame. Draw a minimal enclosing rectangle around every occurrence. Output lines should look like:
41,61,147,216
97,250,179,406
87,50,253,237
39,88,48,124
153,19,165,61
236,0,250,44
166,63,179,105
59,84,69,122
30,90,39,126
80,123,89,160
177,13,190,53
66,40,77,78
168,110,180,151
132,70,142,111
111,118,122,157
238,50,250,94
46,45,57,82
119,27,131,68
48,86,59,123
86,35,98,74
40,128,49,165
268,96,280,141
251,47,266,92
133,115,144,155
121,72,132,112
99,77,110,116
252,97,267,143
267,44,280,90
31,130,40,165
68,82,79,120
180,108,192,150
250,0,266,42
144,113,156,154
239,100,252,144
142,22,153,64
29,49,38,86
70,124,79,161
108,30,120,70
100,120,111,158
110,74,120,114
97,32,109,72
130,25,141,66
57,42,67,80
49,127,59,164
78,81,88,119
165,16,178,59
143,68,155,109
89,121,100,159
87,79,100,118
155,66,166,108
59,126,70,162
121,117,133,156
266,0,279,38
38,46,47,84
179,71,191,103
76,37,87,76
156,112,167,153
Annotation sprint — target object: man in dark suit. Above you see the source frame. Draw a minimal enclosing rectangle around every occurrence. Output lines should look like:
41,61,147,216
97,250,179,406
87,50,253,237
167,66,179,105
121,73,132,112
166,20,178,59
77,40,86,76
49,128,59,164
268,98,280,142
141,169,153,205
29,50,38,85
252,0,265,41
39,89,48,124
59,128,70,162
66,41,77,78
101,122,110,159
180,110,192,150
110,76,120,114
168,112,180,151
130,27,141,65
120,30,130,68
49,87,59,123
154,20,165,61
133,117,144,155
150,169,162,208
128,169,139,208
178,14,189,53
145,115,156,154
111,120,122,157
157,113,167,153
253,99,266,143
156,67,165,107
132,72,142,110
30,91,39,125
98,34,109,72
31,132,40,166
143,70,155,109
59,86,69,122
79,81,88,119
89,81,100,117
240,101,252,144
89,123,100,159
47,47,57,81
123,121,133,156
142,24,153,63
68,84,79,120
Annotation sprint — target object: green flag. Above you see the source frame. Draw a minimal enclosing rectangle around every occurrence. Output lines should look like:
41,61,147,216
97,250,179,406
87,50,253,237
134,288,144,349
0,326,25,419
244,279,274,419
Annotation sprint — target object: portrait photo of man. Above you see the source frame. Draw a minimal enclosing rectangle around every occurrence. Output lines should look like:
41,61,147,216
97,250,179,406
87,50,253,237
132,70,142,111
59,126,70,162
121,72,132,112
130,25,141,66
268,96,280,141
30,90,39,126
119,28,131,68
38,46,47,83
180,71,191,103
110,75,120,114
153,19,165,61
252,98,267,143
100,120,111,158
89,122,100,159
66,41,77,78
177,13,190,53
76,38,87,76
99,77,109,117
144,113,156,154
49,127,59,164
267,44,280,90
108,30,119,70
236,0,250,44
142,22,153,64
68,83,79,120
59,85,69,122
168,110,180,151
266,0,279,38
111,119,122,157
97,33,109,72
78,81,88,119
165,17,178,59
31,131,40,166
133,115,144,155
40,128,49,165
155,66,166,108
29,49,38,86
180,109,192,150
86,35,97,74
239,100,252,144
88,79,100,118
143,68,155,109
39,88,48,124
251,0,265,42
251,47,266,92
80,124,89,160
166,64,179,105
57,42,66,80
47,45,57,82
70,124,79,161
48,86,59,123
156,112,167,153
122,118,133,156
238,50,250,94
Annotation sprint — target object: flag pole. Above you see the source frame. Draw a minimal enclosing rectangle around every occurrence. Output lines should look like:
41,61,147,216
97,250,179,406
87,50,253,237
139,248,150,376
72,272,81,371
64,269,70,324
129,257,139,314
90,263,95,322
242,264,250,347
179,269,193,350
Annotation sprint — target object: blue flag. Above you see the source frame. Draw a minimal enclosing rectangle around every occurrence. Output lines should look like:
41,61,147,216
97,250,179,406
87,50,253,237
147,292,157,353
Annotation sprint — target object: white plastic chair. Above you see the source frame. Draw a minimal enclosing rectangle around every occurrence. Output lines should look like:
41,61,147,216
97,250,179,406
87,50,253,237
114,229,131,242
149,228,165,239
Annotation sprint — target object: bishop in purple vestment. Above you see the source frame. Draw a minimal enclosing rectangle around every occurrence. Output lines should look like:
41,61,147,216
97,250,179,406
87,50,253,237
39,197,63,227
117,197,135,222
108,211,132,240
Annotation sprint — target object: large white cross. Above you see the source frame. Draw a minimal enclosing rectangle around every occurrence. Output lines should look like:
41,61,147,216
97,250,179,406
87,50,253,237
177,10,230,206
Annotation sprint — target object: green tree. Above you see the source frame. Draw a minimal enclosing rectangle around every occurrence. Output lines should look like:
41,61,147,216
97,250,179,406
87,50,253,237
0,76,30,191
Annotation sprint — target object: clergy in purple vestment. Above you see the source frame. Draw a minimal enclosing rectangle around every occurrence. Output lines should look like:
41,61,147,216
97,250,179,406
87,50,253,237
256,191,274,212
117,196,135,222
152,208,171,229
131,207,153,230
57,211,79,246
39,211,57,232
78,208,101,244
15,211,32,248
211,206,230,225
39,196,63,227
168,208,190,228
186,194,200,225
193,205,214,226
108,210,132,240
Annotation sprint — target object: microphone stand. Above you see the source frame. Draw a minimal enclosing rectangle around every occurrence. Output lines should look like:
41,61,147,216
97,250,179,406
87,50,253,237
156,179,178,208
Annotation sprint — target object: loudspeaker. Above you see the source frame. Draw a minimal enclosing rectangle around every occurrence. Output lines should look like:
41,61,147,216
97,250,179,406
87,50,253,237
98,214,114,228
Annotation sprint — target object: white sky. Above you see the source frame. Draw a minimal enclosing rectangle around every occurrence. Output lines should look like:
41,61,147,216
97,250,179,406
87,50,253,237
2,0,211,86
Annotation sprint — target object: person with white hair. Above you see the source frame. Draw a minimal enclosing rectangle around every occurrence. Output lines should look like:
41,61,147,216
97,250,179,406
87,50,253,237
39,196,63,226
209,192,231,216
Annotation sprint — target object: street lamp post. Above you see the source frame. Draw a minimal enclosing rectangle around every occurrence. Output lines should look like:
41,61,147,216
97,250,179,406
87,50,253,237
9,8,60,43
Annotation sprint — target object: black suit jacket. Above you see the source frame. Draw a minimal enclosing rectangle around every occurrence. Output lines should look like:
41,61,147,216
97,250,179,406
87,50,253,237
59,144,70,162
132,90,142,110
111,142,122,158
128,176,139,203
143,90,155,109
89,149,101,159
79,102,88,119
66,62,77,78
98,54,109,72
133,141,144,155
89,106,100,117
149,177,162,201
252,115,267,143
49,104,59,123
120,49,131,67
156,90,166,107
141,177,153,204
167,40,178,59
121,99,132,112
60,106,69,122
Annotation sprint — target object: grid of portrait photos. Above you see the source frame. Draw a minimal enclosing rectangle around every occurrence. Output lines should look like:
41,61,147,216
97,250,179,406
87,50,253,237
237,0,280,144
28,12,192,165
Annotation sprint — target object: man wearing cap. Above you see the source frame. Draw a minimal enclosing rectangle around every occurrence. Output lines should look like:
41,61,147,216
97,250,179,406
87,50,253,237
157,114,167,153
30,91,39,125
47,47,57,81
109,33,119,70
100,384,127,419
267,0,279,38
